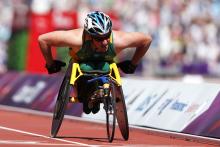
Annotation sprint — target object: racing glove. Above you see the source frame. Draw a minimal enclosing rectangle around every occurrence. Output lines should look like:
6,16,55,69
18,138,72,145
45,60,66,74
117,60,137,74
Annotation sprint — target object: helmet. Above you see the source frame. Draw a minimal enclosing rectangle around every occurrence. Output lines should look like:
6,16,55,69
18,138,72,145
84,11,112,37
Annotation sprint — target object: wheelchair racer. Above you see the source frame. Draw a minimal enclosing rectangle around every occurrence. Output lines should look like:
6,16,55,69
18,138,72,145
38,11,152,114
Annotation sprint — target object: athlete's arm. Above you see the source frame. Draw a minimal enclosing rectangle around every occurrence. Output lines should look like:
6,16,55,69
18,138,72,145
38,28,83,66
113,30,152,65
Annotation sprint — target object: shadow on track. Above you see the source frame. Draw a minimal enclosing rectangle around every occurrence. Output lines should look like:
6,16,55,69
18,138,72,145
56,136,123,142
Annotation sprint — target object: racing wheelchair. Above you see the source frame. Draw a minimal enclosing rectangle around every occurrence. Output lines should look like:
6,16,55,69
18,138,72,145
51,59,129,142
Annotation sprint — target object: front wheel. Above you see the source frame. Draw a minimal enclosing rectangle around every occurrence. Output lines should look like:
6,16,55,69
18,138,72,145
105,84,116,142
51,75,70,138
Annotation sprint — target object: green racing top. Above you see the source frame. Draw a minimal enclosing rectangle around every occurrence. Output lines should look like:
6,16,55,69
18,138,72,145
71,33,116,72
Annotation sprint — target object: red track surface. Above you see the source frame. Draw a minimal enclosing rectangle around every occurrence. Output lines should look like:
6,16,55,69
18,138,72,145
0,107,219,147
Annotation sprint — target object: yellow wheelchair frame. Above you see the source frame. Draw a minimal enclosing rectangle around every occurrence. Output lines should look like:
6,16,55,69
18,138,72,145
70,62,122,85
69,62,122,102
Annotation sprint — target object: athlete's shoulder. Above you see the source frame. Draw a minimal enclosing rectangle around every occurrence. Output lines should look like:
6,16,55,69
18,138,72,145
112,30,130,42
112,30,131,40
112,30,127,35
68,28,84,36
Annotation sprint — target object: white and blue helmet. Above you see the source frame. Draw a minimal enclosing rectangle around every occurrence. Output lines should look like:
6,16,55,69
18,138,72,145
84,11,112,37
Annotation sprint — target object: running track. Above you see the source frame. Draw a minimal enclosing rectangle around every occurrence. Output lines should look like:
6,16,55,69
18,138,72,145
0,105,219,147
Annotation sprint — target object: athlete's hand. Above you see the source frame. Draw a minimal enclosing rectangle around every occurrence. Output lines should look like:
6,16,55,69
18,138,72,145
117,60,137,74
45,60,66,74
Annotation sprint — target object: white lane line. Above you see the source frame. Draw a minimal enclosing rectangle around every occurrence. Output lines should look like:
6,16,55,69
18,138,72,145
0,126,96,147
0,140,38,144
0,140,85,146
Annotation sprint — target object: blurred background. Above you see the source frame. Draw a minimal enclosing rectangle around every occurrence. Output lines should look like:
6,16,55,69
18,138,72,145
1,0,220,80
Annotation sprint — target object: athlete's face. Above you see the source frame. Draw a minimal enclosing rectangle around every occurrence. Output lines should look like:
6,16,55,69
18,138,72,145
92,35,110,52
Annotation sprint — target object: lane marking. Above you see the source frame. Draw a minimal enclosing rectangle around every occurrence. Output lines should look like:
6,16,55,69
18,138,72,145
0,126,96,147
0,140,85,146
0,140,38,144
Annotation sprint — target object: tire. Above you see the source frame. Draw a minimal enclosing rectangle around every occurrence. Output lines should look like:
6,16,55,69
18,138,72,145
51,75,70,138
115,85,129,140
105,84,116,142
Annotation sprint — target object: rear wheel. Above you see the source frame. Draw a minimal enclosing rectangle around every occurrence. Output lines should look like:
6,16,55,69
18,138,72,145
51,75,70,138
115,85,129,140
105,84,116,142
